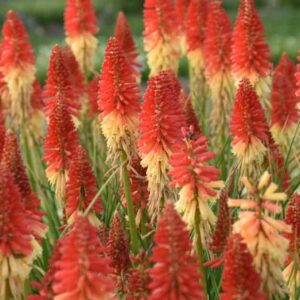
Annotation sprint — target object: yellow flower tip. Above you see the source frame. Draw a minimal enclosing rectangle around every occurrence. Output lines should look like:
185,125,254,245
258,171,271,190
241,176,255,193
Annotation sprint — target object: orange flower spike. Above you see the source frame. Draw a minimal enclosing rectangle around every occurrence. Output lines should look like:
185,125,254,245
64,0,99,73
53,215,114,300
186,0,209,111
138,70,186,217
271,53,300,165
115,12,141,81
98,37,140,165
221,234,267,300
283,193,300,296
228,171,290,296
1,131,47,241
0,10,36,124
204,1,235,150
230,79,270,182
0,164,41,299
168,127,223,246
65,145,102,222
148,202,203,300
143,0,181,76
231,0,272,108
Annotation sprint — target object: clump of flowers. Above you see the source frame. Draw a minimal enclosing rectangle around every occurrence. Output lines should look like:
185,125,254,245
283,193,300,297
138,70,185,218
228,171,290,296
204,1,235,150
221,233,267,300
64,0,99,73
148,202,203,299
230,78,270,183
0,10,36,125
231,0,272,109
98,37,140,165
143,0,181,76
169,127,223,246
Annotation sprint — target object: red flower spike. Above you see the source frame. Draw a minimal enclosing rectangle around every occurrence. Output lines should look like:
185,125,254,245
1,131,46,241
138,70,185,216
115,12,141,79
53,215,114,300
0,10,35,74
31,78,44,111
148,202,203,300
143,0,181,75
107,214,131,277
231,0,271,94
87,75,99,117
66,145,102,219
44,45,80,118
221,234,267,300
209,189,231,255
175,0,191,32
98,37,140,163
230,78,270,181
64,0,99,73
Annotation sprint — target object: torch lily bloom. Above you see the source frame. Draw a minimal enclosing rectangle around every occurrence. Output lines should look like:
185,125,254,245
143,0,181,76
148,202,203,300
0,10,36,125
115,12,141,81
230,78,270,183
0,164,41,300
1,131,47,242
53,215,114,300
283,193,300,297
204,1,235,150
64,0,99,73
271,53,300,175
138,70,186,217
98,37,140,165
169,127,223,246
65,145,102,223
231,0,272,109
221,234,267,300
228,171,290,296
186,0,209,114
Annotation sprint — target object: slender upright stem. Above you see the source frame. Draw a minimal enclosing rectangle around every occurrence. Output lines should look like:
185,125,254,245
194,206,208,299
121,151,139,254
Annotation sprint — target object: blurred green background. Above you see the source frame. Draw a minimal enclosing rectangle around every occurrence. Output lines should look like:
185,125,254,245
0,0,300,82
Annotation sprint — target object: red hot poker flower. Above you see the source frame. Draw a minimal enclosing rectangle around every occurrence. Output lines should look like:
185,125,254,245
115,12,141,79
66,145,102,221
98,37,140,164
148,202,203,300
221,234,266,300
64,0,99,73
53,215,114,300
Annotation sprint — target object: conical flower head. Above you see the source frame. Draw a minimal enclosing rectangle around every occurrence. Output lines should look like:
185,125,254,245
221,234,266,300
228,171,290,296
0,10,36,124
169,128,223,245
148,202,203,300
0,164,41,299
53,215,114,300
271,53,300,160
98,37,140,164
138,70,186,217
44,44,80,118
64,0,99,73
143,0,181,76
1,131,46,241
115,12,141,80
66,145,102,221
230,78,270,182
231,0,272,107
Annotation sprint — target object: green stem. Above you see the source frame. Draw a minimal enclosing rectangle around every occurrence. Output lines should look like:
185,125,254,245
194,206,208,299
121,151,139,254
